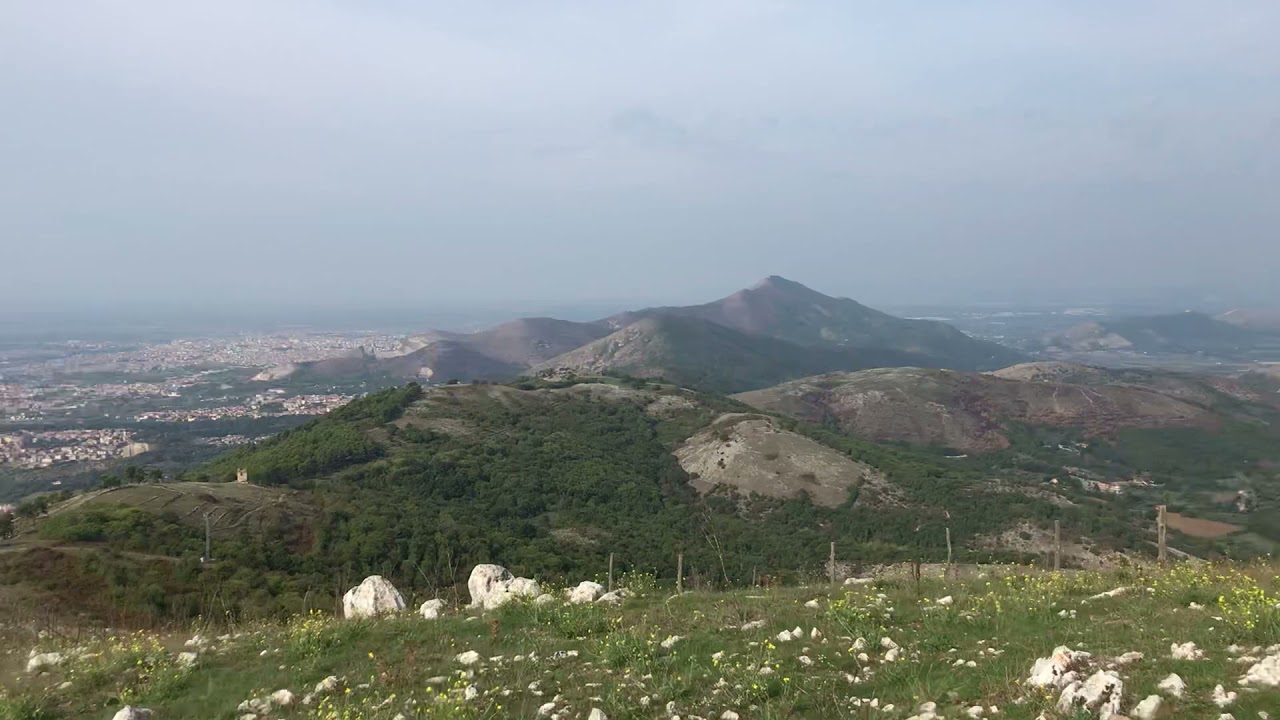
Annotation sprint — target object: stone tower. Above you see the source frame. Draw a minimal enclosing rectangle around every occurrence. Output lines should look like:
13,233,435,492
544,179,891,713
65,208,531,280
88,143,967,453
235,468,248,484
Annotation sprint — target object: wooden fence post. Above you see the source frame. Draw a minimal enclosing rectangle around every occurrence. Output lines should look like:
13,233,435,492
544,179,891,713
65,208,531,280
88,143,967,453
676,552,684,594
829,541,836,585
1053,520,1062,572
945,527,952,578
608,552,614,592
1156,505,1168,564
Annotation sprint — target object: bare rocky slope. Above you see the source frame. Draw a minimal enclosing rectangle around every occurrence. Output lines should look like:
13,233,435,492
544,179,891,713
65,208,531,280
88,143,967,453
735,361,1279,453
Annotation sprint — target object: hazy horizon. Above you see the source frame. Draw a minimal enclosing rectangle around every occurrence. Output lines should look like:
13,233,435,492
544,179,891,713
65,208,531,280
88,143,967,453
4,2,1278,313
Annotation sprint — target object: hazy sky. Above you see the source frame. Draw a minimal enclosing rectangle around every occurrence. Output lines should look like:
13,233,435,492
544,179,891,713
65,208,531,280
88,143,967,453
3,1,1278,315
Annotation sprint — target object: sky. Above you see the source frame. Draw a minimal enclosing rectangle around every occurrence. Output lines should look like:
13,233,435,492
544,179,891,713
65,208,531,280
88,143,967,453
3,1,1279,319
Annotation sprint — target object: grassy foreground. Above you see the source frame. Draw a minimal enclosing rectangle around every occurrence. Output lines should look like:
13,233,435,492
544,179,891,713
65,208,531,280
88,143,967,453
2,564,1278,720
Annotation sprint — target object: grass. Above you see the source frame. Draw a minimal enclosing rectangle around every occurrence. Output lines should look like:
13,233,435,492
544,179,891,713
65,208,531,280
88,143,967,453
2,564,1278,719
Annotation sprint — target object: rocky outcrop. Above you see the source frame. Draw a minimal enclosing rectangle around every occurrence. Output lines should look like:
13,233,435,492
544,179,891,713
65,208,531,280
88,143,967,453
342,576,406,619
112,708,154,720
466,564,542,610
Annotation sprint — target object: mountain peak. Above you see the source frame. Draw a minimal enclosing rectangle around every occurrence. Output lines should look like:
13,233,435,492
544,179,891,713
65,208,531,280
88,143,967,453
750,275,809,292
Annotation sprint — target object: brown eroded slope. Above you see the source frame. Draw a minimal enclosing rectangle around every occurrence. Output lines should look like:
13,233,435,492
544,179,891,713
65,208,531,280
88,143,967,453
735,362,1243,453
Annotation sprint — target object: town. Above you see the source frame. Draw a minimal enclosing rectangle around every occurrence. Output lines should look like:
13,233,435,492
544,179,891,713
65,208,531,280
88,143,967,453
0,429,148,469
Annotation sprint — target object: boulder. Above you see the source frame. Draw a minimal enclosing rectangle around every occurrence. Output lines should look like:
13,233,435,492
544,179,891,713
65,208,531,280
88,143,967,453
596,590,626,605
468,564,514,607
467,564,542,610
112,708,154,720
342,576,405,619
533,593,556,606
567,581,605,604
26,652,64,674
419,599,447,620
507,577,542,598
270,689,297,707
176,651,198,668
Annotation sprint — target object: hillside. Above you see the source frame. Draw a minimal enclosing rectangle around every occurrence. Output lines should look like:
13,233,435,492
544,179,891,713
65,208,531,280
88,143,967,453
737,363,1280,558
3,565,1278,719
0,380,1154,624
735,362,1279,454
1044,311,1265,355
609,276,1024,371
410,317,612,368
531,315,934,394
276,341,523,383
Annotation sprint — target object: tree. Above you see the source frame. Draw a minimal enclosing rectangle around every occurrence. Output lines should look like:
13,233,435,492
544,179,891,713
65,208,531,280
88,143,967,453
0,512,13,539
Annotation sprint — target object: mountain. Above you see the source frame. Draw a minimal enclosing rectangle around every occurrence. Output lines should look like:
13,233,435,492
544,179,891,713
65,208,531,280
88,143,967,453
280,342,524,383
410,317,611,367
254,277,1022,388
1044,311,1264,355
1218,308,1280,334
607,276,1024,370
736,361,1280,454
531,315,936,394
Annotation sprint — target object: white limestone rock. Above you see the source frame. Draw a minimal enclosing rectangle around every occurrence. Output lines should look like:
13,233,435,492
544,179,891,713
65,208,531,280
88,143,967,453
342,575,406,619
1170,642,1204,661
467,564,514,607
567,581,605,604
1027,646,1092,689
1241,653,1280,687
26,652,64,674
112,708,154,720
1157,673,1186,698
419,599,447,619
1056,670,1123,718
1132,694,1163,720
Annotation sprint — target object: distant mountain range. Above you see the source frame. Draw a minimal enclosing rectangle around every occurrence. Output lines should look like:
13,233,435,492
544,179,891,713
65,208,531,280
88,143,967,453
260,277,1023,392
1043,311,1277,355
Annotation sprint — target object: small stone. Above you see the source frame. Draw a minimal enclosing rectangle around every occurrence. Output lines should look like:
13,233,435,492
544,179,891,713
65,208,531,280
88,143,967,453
1157,673,1186,698
1133,695,1163,720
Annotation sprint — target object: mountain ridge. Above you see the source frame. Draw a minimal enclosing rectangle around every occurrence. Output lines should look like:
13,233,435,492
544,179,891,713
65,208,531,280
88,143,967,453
261,277,1023,388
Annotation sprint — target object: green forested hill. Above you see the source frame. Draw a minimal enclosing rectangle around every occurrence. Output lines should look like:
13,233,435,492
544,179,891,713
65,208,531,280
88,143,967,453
2,380,1150,624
